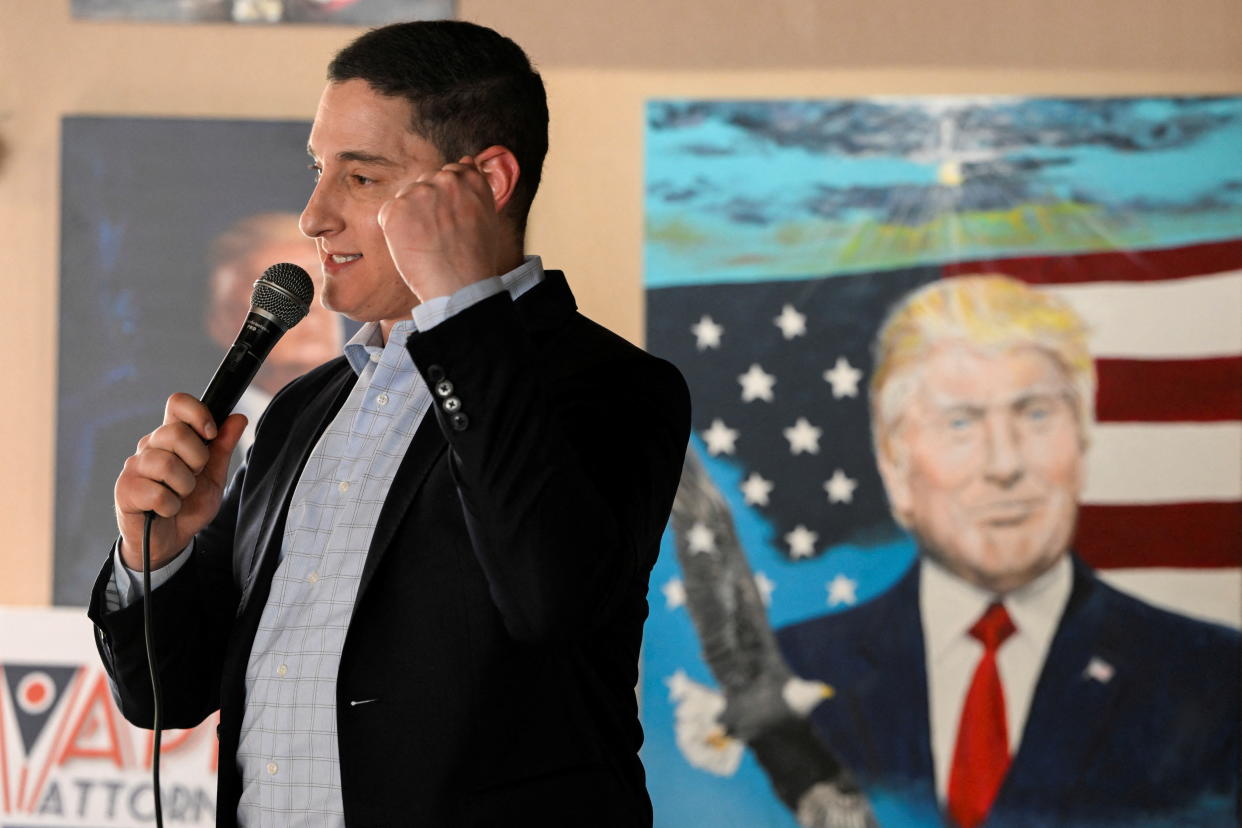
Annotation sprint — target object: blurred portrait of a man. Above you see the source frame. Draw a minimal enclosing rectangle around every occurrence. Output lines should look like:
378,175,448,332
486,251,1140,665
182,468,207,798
204,212,344,454
776,275,1239,827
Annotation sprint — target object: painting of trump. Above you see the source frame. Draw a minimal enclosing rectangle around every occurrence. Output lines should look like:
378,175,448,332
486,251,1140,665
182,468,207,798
772,275,1240,826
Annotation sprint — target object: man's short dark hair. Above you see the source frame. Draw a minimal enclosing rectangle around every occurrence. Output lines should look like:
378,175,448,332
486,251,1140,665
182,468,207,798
328,20,549,235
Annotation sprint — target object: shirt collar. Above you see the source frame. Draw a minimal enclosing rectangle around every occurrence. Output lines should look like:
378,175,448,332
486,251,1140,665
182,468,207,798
499,254,545,301
343,322,382,376
340,255,545,377
1004,553,1073,657
920,553,1072,661
343,320,416,375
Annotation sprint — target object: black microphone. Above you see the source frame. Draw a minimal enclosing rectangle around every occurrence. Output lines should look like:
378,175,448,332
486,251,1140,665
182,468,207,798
140,262,311,828
200,262,315,426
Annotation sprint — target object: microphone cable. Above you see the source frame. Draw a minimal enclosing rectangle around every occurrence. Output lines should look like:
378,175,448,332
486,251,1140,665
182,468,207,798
141,510,165,828
130,262,312,828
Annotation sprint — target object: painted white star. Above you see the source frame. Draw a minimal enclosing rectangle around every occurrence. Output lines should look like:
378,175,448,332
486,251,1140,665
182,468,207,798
783,417,822,455
686,522,716,555
753,572,776,606
774,304,807,340
739,472,774,507
663,577,686,610
827,574,859,607
823,469,858,504
737,363,776,403
691,315,724,350
823,356,863,399
785,525,818,559
701,419,739,456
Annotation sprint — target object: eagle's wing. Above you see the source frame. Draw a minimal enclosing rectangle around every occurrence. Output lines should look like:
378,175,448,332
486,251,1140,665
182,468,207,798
669,447,877,828
670,447,790,699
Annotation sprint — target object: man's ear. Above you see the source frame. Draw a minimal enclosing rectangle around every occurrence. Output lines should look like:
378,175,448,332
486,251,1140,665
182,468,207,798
472,145,520,213
876,435,914,528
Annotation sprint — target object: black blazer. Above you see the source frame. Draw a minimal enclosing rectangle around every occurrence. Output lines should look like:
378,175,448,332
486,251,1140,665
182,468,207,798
89,272,691,827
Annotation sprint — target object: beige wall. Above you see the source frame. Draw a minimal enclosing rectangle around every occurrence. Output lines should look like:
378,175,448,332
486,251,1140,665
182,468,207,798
1,0,1239,606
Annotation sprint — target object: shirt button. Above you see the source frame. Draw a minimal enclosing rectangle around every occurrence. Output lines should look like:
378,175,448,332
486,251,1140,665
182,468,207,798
338,480,350,493
276,664,288,677
376,392,389,406
307,572,319,584
267,762,278,775
369,352,381,363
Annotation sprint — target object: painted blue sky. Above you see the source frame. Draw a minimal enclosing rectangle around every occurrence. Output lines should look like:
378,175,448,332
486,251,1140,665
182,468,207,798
645,97,1242,286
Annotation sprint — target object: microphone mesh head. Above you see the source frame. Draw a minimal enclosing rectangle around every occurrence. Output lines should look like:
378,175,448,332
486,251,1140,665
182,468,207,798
251,263,314,329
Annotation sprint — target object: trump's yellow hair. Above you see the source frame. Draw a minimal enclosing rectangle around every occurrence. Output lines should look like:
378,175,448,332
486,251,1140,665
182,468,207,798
870,275,1095,459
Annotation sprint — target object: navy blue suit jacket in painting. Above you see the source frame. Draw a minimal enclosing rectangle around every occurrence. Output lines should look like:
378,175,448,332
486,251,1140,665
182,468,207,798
776,557,1240,827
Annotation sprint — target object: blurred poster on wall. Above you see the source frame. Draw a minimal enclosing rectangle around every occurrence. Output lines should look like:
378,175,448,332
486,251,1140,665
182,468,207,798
641,97,1242,827
0,607,217,826
56,116,349,608
71,0,453,25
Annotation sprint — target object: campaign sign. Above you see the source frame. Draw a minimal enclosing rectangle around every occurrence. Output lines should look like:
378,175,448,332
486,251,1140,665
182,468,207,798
0,608,217,827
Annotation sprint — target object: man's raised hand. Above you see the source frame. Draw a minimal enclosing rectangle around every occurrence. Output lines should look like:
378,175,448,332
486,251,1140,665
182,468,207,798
377,153,510,302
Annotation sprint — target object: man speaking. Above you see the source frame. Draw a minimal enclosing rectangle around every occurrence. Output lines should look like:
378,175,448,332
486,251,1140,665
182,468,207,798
88,20,690,827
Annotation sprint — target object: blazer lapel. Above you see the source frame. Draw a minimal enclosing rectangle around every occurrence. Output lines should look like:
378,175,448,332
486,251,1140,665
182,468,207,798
989,561,1124,824
236,364,357,616
849,568,937,794
218,361,358,815
352,416,448,610
800,566,936,804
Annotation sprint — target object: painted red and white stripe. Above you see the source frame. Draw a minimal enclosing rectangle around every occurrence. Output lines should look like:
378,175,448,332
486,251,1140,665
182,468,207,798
946,240,1242,629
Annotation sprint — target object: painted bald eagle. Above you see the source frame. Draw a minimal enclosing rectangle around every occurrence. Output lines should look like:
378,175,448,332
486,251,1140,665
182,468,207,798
670,447,876,828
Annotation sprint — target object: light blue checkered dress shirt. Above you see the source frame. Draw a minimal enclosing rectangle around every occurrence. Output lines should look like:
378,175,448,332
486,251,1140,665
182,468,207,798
234,315,429,825
111,258,545,828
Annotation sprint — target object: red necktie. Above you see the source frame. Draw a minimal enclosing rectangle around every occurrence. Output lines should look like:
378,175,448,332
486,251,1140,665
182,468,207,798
947,602,1017,828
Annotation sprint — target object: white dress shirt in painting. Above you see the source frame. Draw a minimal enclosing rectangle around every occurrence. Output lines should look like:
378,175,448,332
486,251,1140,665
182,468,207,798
919,554,1072,803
